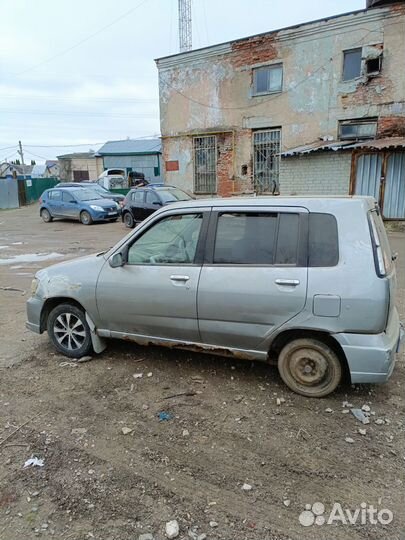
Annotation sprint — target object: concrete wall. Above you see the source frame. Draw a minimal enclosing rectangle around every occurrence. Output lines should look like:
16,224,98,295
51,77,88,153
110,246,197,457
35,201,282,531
156,4,405,195
279,152,352,195
58,157,102,182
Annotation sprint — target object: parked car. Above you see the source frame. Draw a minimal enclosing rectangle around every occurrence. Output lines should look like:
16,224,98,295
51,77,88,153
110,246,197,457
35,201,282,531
121,185,194,228
56,182,125,206
27,196,404,397
39,187,120,225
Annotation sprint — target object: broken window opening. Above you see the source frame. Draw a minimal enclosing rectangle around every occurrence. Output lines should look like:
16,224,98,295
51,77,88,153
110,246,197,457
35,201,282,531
365,56,381,75
193,135,217,194
253,65,283,96
343,48,362,81
339,118,377,140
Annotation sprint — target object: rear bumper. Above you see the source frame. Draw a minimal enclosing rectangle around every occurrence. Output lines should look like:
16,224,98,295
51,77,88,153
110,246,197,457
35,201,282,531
334,309,404,383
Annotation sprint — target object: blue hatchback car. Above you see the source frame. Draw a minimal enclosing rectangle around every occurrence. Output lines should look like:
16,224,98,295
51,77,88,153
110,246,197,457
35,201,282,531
39,187,119,225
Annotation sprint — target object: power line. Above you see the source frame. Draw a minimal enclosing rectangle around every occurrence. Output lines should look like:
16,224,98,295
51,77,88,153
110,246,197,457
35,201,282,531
0,145,18,152
15,0,151,77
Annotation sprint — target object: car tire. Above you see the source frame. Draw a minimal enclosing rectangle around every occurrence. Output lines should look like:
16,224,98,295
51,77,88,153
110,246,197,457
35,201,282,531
277,338,342,398
123,212,134,228
47,303,93,358
41,208,53,223
80,210,93,225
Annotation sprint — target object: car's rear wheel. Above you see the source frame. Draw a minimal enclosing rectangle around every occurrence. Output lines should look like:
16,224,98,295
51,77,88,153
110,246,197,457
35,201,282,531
277,338,342,397
47,303,92,358
80,210,92,225
41,208,53,223
123,212,134,228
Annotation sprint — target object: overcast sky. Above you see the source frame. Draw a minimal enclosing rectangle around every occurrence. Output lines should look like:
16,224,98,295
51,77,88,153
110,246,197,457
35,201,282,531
0,0,365,162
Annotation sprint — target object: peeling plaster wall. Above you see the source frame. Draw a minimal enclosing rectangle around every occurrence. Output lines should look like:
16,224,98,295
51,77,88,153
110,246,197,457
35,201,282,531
157,5,405,193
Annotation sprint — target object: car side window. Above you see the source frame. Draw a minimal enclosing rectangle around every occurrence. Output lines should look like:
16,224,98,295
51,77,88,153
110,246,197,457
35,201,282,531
62,191,75,203
127,213,203,265
145,191,159,204
213,212,299,265
308,213,339,267
132,190,144,202
49,190,62,200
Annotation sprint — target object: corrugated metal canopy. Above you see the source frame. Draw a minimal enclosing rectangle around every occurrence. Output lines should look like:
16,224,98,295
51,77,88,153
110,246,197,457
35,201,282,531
282,137,405,157
97,138,162,156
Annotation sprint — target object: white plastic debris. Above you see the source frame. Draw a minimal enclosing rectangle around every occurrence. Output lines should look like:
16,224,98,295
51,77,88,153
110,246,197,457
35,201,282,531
165,519,179,539
23,457,44,468
133,373,143,379
241,483,252,491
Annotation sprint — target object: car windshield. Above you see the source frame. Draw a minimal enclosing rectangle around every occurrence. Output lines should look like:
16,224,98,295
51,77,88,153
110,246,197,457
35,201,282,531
86,185,108,195
73,189,103,201
158,188,192,203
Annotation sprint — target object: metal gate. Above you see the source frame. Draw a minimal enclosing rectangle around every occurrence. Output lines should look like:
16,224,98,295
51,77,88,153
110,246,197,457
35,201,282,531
354,152,405,219
253,129,281,194
193,135,217,194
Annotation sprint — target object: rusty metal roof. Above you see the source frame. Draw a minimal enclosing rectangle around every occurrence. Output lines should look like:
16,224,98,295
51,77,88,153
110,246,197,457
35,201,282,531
282,137,405,157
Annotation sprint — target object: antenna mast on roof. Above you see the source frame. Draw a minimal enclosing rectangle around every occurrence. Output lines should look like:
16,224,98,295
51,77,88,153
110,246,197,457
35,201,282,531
178,0,192,52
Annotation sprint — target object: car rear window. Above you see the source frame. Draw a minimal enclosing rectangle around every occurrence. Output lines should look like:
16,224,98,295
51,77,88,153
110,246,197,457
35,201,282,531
308,213,339,267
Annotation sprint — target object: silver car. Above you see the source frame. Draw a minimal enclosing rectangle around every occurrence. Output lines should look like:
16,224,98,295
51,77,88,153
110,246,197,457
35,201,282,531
26,196,404,397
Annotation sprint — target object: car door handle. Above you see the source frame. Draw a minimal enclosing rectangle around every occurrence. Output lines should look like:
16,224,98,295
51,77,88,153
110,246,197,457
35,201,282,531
275,279,300,286
170,275,190,282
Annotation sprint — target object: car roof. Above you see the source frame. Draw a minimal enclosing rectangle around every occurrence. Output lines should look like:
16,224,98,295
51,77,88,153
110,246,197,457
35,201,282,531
153,195,377,212
129,185,177,192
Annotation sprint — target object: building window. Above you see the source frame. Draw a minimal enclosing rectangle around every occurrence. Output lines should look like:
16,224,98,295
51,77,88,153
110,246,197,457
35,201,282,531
253,129,281,194
339,119,377,140
253,64,283,95
342,48,362,81
365,56,382,76
193,135,217,194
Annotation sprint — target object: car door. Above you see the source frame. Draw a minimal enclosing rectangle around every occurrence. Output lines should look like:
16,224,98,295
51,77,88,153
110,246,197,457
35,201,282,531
61,190,80,219
96,209,209,342
129,190,145,222
144,190,162,219
47,190,63,216
197,207,308,351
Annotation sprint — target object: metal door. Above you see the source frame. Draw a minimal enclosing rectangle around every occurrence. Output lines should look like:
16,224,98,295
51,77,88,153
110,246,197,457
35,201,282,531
253,129,281,194
383,152,405,219
354,154,382,200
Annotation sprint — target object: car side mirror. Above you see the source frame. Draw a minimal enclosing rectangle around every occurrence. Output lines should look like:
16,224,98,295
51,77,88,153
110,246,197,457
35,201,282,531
109,252,125,268
153,201,162,206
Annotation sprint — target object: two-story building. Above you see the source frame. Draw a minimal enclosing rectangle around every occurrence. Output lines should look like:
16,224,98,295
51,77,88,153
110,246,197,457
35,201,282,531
156,0,405,219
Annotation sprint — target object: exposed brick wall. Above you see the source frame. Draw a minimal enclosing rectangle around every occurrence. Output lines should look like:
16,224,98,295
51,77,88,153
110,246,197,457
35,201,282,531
231,34,279,68
279,152,352,195
377,116,405,137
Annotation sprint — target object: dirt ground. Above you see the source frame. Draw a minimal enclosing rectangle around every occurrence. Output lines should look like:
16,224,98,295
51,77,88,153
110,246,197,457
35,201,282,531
0,204,404,540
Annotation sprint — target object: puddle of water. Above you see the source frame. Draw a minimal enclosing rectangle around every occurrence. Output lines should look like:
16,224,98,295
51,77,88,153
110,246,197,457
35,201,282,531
0,252,64,266
12,242,24,245
16,272,34,276
0,246,9,250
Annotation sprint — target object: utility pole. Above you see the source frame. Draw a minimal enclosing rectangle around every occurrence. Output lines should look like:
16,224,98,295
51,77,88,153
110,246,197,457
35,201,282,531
17,140,26,179
178,0,192,53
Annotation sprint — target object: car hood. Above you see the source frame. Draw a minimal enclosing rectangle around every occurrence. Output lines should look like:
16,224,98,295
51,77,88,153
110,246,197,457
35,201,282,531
84,198,117,208
35,253,105,298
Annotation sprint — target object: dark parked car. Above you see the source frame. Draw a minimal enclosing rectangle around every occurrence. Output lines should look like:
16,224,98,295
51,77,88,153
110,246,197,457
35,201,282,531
39,187,120,225
121,185,194,228
56,182,125,206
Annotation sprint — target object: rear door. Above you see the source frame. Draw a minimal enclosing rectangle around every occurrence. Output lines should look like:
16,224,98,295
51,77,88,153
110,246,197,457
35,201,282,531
144,190,161,219
129,189,145,222
47,190,63,216
197,207,308,350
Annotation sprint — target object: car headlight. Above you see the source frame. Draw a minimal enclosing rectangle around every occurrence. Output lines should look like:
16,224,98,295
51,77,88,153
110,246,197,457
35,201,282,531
31,278,39,296
90,205,104,212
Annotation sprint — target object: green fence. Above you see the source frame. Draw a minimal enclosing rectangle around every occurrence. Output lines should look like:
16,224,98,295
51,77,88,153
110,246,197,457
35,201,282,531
24,177,60,204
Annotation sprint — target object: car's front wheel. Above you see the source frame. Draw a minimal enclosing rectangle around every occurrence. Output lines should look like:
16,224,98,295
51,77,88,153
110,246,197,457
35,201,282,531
123,212,134,228
41,208,53,223
80,210,93,225
277,338,342,397
47,303,92,358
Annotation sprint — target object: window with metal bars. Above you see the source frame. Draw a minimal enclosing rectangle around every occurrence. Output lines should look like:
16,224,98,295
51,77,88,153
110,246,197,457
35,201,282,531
193,135,217,194
253,129,281,194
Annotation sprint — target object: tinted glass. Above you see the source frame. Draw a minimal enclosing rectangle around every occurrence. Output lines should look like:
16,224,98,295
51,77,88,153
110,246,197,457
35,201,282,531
145,191,159,204
254,65,282,94
158,188,192,203
62,191,75,202
132,190,144,202
128,213,203,265
275,213,299,264
343,49,362,81
308,213,339,267
214,213,278,264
